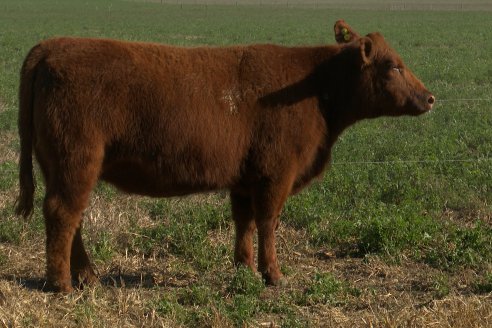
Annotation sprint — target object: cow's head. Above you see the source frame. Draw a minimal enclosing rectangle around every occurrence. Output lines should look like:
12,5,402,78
330,20,435,118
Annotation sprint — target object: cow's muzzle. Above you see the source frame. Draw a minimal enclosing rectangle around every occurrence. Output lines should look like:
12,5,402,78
427,94,435,109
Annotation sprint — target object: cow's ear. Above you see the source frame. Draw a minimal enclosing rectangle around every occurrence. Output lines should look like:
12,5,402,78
334,20,360,44
359,37,374,65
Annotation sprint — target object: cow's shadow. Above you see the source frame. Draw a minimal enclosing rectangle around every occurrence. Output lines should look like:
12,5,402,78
1,275,47,291
99,272,157,288
1,272,163,292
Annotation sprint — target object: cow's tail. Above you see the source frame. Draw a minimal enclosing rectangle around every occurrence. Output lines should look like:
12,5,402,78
15,44,44,219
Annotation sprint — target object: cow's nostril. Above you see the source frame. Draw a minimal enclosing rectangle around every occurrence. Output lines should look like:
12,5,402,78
428,95,435,105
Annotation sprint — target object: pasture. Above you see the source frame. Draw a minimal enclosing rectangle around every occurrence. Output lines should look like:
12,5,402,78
0,0,491,326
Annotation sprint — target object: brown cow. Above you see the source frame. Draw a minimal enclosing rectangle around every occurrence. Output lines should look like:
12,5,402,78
16,21,434,292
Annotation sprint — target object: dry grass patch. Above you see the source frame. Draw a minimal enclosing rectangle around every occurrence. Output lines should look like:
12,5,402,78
1,208,492,327
1,188,491,327
0,281,172,327
84,192,152,231
0,131,18,165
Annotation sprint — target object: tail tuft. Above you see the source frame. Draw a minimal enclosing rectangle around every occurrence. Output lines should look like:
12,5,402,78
15,170,35,219
15,44,43,219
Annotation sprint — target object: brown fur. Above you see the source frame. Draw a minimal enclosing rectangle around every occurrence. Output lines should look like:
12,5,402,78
16,21,434,292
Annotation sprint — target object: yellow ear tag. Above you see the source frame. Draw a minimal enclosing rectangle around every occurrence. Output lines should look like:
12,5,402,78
341,28,351,41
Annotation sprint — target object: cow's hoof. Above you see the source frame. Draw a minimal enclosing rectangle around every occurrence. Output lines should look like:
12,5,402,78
262,272,288,287
45,280,74,293
276,277,289,287
74,270,99,289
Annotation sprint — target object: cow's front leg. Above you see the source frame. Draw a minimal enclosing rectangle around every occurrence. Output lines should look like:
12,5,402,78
253,180,292,286
231,192,256,270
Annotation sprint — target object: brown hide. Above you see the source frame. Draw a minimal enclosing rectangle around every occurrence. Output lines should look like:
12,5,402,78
16,22,434,292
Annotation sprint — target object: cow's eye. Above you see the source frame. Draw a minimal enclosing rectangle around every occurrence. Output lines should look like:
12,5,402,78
384,61,402,74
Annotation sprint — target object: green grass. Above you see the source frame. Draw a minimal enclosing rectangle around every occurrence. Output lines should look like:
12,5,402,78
431,273,450,299
0,161,17,191
89,231,115,264
227,266,264,297
473,273,492,294
0,0,491,326
130,199,230,270
296,272,361,306
0,219,23,244
152,267,306,326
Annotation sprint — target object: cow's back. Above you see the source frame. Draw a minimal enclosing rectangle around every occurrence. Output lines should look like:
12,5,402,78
31,38,251,195
29,38,327,197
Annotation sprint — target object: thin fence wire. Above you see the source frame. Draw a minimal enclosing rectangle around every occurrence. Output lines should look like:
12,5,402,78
139,1,492,12
2,158,492,170
331,158,492,166
329,97,492,165
1,157,490,172
438,99,492,102
0,98,490,168
1,158,491,174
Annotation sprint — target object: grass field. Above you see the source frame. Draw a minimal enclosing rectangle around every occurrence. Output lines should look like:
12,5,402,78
137,0,492,11
1,0,491,327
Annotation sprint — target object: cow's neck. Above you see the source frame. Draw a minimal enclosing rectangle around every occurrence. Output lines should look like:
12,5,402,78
257,44,366,190
313,46,367,143
301,44,375,190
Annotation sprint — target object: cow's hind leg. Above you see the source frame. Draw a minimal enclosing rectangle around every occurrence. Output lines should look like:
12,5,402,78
71,224,98,287
43,193,84,292
41,150,102,292
231,192,256,270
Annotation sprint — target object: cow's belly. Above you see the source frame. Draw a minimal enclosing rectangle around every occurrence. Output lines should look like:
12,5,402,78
100,156,239,197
